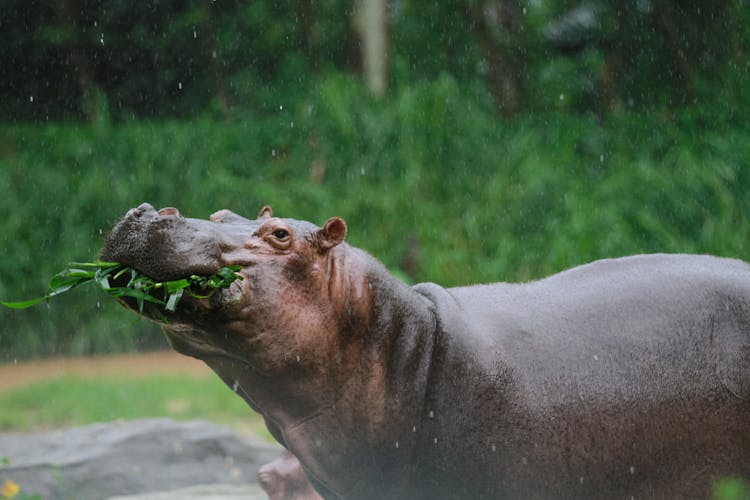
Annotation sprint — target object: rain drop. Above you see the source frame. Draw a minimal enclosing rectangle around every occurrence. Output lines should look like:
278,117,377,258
593,355,599,361
279,104,283,111
29,96,34,103
193,30,197,39
100,33,104,45
178,82,182,90
429,410,434,418
232,380,239,393
433,437,438,444
296,355,300,362
600,154,604,163
579,476,585,485
272,149,277,157
629,465,635,475
395,441,399,449
412,425,416,433
559,93,565,101
491,444,496,452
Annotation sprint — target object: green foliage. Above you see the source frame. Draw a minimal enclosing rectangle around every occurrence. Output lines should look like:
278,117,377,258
714,478,750,500
1,75,748,359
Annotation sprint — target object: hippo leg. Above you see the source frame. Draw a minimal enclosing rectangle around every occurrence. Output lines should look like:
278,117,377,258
258,449,324,500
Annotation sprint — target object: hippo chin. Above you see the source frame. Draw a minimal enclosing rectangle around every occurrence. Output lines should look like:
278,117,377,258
102,203,750,499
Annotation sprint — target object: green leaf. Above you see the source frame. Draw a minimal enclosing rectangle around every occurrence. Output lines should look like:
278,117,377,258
1,296,51,309
165,288,184,312
2,261,244,315
165,278,190,294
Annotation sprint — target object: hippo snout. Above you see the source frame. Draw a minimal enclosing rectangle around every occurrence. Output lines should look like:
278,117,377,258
100,203,226,281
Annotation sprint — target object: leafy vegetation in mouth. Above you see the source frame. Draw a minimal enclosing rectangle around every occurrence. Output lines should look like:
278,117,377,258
1,262,243,314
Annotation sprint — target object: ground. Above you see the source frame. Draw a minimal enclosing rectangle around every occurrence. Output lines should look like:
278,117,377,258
0,350,210,392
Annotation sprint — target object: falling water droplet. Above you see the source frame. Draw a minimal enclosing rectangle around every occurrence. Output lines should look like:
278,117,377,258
296,355,300,362
395,441,399,449
429,410,434,418
193,30,197,39
178,82,182,90
491,444,496,452
433,437,438,444
232,380,239,393
29,96,34,103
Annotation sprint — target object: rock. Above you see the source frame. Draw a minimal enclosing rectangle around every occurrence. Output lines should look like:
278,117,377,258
109,483,267,500
0,418,281,500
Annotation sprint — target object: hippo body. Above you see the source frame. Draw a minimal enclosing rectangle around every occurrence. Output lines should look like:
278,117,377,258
102,204,750,499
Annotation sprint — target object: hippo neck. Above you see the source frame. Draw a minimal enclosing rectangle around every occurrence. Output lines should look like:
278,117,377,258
277,248,442,497
325,244,440,422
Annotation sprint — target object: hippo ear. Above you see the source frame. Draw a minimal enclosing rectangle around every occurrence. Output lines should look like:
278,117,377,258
258,205,273,219
315,217,347,252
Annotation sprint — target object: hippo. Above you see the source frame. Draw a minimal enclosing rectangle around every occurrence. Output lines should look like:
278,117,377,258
101,203,750,499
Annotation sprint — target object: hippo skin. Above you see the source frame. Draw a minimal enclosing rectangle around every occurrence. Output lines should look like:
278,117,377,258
101,203,750,499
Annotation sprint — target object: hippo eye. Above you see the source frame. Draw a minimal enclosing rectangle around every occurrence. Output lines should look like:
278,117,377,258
273,229,289,240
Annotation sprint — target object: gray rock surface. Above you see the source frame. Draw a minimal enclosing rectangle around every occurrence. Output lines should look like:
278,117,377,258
0,418,280,500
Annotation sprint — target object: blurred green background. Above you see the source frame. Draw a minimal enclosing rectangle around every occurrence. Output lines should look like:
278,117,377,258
1,0,749,360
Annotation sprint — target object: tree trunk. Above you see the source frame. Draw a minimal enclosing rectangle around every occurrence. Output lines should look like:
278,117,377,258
469,0,527,118
354,0,389,98
56,0,101,121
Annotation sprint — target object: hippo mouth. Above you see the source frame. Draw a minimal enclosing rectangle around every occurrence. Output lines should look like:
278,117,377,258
103,263,244,320
100,203,255,320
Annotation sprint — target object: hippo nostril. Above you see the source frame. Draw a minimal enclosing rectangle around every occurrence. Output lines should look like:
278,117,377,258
126,203,156,219
158,207,181,217
137,202,156,212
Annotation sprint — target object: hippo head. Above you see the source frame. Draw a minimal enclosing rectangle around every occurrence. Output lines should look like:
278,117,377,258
100,203,353,373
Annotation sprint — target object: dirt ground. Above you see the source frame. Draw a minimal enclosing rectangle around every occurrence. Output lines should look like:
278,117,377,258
0,350,212,392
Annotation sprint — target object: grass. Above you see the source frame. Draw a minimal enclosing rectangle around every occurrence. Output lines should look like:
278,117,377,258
0,374,272,441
